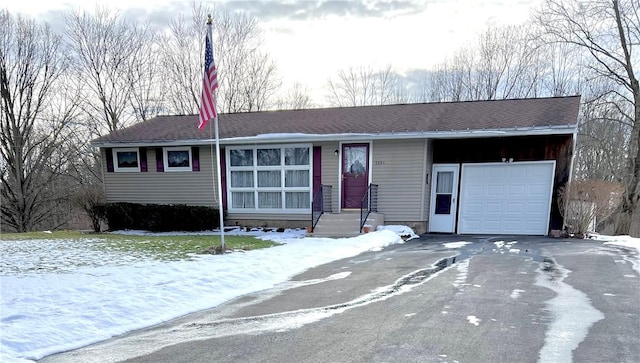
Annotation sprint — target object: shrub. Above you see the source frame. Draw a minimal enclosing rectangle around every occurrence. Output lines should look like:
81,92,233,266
558,180,623,236
94,203,221,232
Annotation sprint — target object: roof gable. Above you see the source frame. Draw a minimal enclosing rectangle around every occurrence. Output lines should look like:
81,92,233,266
93,96,580,146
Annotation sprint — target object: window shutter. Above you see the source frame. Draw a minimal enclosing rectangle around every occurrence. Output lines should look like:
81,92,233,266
106,148,114,172
221,150,227,210
140,147,148,172
155,148,164,172
192,146,200,172
313,146,322,195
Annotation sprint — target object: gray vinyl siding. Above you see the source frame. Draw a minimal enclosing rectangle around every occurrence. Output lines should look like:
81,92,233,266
103,146,218,207
318,141,340,212
371,139,427,221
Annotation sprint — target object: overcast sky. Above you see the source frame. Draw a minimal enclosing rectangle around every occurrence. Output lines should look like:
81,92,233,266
4,0,542,101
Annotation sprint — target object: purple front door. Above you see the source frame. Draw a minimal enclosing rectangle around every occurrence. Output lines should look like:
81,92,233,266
342,143,369,208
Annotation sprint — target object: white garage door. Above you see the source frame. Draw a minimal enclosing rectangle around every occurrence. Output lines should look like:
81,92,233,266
458,161,555,235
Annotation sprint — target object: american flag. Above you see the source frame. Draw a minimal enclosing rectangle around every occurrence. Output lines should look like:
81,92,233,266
198,31,218,130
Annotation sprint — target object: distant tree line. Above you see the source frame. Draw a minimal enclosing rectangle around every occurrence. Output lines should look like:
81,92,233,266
1,0,637,235
325,0,638,236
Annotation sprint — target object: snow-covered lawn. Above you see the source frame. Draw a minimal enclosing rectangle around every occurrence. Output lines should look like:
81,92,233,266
0,228,637,363
0,227,415,362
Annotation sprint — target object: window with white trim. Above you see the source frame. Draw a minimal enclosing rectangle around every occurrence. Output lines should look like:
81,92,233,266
163,147,192,172
227,145,312,212
113,148,140,172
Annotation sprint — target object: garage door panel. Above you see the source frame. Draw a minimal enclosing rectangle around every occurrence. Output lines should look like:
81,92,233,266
529,184,549,196
527,202,548,214
465,202,483,213
463,220,482,231
508,185,526,196
506,202,522,213
459,162,555,235
468,185,484,195
486,202,503,213
504,221,524,233
507,168,527,180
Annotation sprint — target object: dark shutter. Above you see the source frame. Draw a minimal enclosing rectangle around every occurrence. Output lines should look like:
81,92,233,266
192,147,200,171
106,148,114,172
313,146,322,195
155,148,164,172
140,147,147,172
221,149,227,210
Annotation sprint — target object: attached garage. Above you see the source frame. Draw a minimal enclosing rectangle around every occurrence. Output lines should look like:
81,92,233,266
457,161,556,235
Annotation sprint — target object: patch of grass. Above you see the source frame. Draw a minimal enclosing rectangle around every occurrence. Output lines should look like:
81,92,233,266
0,230,89,240
0,230,280,260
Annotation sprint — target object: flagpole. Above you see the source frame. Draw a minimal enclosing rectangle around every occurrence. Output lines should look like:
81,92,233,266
207,15,225,251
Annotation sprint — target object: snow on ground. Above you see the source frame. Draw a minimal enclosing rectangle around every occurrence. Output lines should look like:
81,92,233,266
0,228,404,362
590,234,640,274
1,229,638,362
443,241,471,249
376,225,420,240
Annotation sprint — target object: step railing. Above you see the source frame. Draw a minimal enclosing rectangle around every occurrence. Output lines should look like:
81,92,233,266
311,185,332,232
360,184,379,233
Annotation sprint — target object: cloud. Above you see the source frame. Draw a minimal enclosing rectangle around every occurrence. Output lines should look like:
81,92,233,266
218,0,432,21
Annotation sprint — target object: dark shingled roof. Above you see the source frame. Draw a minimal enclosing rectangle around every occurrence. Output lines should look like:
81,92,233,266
92,96,580,145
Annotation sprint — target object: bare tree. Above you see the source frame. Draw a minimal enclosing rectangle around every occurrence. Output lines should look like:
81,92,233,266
160,5,208,115
275,82,314,110
537,41,583,97
536,0,639,235
161,4,282,115
1,11,80,232
574,79,630,182
127,40,164,122
239,50,281,112
214,10,281,113
325,64,401,107
65,7,157,136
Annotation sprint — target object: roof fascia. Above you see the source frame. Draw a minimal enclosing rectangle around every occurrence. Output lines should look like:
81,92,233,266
91,125,577,148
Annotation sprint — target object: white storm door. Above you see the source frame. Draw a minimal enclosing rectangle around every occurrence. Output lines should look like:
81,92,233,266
429,164,459,233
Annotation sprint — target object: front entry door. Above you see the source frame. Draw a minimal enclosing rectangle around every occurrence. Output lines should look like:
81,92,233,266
342,143,369,209
429,164,460,233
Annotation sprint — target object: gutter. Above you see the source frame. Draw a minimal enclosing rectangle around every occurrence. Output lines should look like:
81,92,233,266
91,125,578,148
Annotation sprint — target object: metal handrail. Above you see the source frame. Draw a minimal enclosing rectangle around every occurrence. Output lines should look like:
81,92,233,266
311,186,324,232
360,184,379,233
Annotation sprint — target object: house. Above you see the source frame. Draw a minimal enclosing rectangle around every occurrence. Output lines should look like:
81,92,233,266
91,96,580,236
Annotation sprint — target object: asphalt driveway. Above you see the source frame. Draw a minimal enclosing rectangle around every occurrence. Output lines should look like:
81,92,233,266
41,235,640,363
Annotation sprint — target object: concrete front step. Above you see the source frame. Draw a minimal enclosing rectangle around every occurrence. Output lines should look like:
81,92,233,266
308,212,384,238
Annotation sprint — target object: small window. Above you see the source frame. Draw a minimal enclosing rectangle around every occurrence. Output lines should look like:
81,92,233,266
230,149,253,166
285,170,309,187
232,192,255,208
257,148,281,166
230,171,254,187
258,171,281,187
113,148,140,172
285,147,309,165
163,147,192,172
